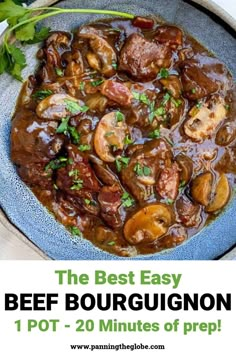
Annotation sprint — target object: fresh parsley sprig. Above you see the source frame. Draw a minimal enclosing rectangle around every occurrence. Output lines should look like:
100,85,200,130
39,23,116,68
0,0,134,80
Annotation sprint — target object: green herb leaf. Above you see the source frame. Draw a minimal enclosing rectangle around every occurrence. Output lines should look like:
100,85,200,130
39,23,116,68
116,111,124,122
68,126,80,144
70,179,83,190
56,117,70,134
112,62,118,70
32,89,53,100
165,198,174,205
45,157,68,172
25,27,50,44
171,97,182,108
155,107,166,116
143,166,151,176
225,104,230,111
115,156,130,172
159,68,169,78
69,226,82,237
0,0,28,23
107,241,115,246
68,169,79,178
64,99,89,114
134,163,151,177
178,180,186,192
196,101,202,109
124,135,133,145
84,198,91,205
191,88,196,94
148,129,161,139
121,192,135,208
78,144,91,152
90,79,104,87
15,21,35,41
79,81,85,91
162,93,171,105
55,67,64,77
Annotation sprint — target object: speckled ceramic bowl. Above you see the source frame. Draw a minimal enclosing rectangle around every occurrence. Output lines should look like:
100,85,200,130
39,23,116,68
0,0,235,260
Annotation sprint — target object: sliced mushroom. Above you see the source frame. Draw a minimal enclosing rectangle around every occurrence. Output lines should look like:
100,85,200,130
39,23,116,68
206,174,230,213
184,96,227,141
176,154,193,184
215,122,236,146
191,172,213,206
124,204,173,245
94,111,129,162
86,93,108,113
79,27,117,77
36,93,87,120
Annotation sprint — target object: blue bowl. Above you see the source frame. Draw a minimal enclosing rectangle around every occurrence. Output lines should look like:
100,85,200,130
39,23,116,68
0,0,235,259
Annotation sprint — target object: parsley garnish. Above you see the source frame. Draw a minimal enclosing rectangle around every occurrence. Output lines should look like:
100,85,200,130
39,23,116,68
78,144,91,152
132,91,150,105
171,97,182,108
165,198,174,205
55,67,64,77
134,163,151,177
107,241,116,246
80,82,85,91
148,129,161,139
178,180,186,192
162,93,171,105
32,89,53,100
115,157,130,172
191,88,196,94
90,79,104,87
70,179,83,190
112,62,118,70
124,135,133,145
64,99,89,114
121,192,135,208
45,156,68,172
159,68,169,78
69,226,82,237
196,101,202,109
116,111,124,122
225,104,230,111
56,117,70,134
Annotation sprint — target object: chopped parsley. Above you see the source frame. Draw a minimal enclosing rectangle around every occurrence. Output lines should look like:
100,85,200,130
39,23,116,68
45,156,68,172
79,82,85,91
191,88,196,94
178,180,186,192
196,101,202,109
132,91,150,105
70,179,83,190
112,62,118,70
115,156,130,172
107,241,116,246
155,107,166,116
171,97,182,108
124,135,133,145
68,169,79,178
32,89,53,100
64,99,89,114
162,93,171,105
55,67,64,77
134,163,151,177
225,104,230,111
159,68,169,78
165,198,174,205
84,198,91,205
90,79,104,87
78,144,91,152
56,118,80,144
148,129,161,139
116,111,125,122
56,117,70,134
122,192,135,208
69,226,82,237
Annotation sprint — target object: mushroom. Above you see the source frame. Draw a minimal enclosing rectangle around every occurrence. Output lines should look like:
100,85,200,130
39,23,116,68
215,122,236,146
79,27,117,77
94,111,129,162
190,172,213,206
36,93,87,120
124,204,173,245
206,174,230,213
184,96,227,141
176,154,193,184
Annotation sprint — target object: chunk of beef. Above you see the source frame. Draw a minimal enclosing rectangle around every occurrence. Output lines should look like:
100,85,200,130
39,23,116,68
119,33,171,81
18,163,53,189
180,55,229,100
176,196,201,227
100,81,132,106
155,25,183,48
156,162,180,200
56,144,100,196
11,110,64,166
98,185,122,228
